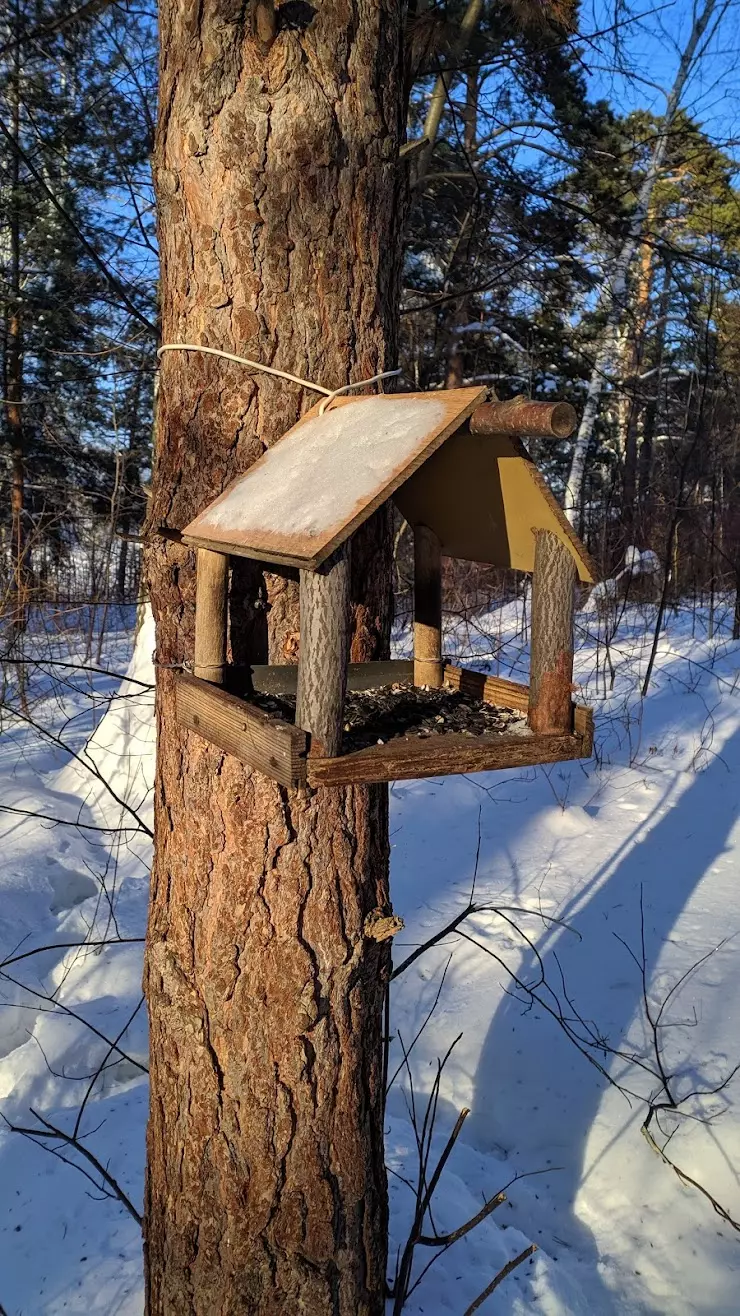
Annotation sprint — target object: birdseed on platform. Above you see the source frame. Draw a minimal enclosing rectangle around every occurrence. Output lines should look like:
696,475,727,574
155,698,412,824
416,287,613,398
250,681,528,752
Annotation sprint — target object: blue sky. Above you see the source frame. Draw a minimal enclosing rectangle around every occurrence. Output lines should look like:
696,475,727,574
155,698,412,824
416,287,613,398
582,0,740,151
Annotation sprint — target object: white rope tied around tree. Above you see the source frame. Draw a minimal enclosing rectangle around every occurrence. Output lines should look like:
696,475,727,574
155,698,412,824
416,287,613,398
156,344,401,414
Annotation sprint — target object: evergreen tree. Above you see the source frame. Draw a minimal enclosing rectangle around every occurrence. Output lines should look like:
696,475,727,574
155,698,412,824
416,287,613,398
0,0,156,619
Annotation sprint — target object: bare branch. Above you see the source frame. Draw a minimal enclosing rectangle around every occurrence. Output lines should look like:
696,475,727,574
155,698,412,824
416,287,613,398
1,1108,142,1226
463,1244,537,1315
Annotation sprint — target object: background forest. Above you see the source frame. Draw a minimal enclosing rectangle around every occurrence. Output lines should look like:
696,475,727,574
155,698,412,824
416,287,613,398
2,0,740,630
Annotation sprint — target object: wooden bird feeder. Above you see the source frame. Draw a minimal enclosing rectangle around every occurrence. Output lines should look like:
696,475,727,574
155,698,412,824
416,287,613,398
175,387,596,787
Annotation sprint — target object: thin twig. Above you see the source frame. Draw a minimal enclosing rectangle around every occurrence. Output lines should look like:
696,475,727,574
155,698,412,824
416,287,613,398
0,802,147,834
0,970,148,1073
3,705,152,837
463,1244,537,1314
642,1115,740,1231
1,1108,142,1225
0,653,154,689
416,1190,506,1245
1,936,143,970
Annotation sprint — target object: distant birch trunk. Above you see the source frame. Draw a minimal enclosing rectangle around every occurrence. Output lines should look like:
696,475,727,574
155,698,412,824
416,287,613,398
638,258,673,523
621,237,655,527
563,0,722,524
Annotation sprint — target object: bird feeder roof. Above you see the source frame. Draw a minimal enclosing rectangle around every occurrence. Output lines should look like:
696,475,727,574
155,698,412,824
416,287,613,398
394,427,596,582
181,388,486,570
181,386,595,581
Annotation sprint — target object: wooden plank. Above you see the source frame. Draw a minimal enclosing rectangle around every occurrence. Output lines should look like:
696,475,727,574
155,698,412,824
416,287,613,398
443,665,530,712
176,670,593,786
182,534,319,573
528,530,577,735
296,544,350,757
193,548,228,683
511,437,599,583
176,673,307,787
182,387,486,571
393,426,597,583
308,728,589,786
248,659,414,695
574,703,594,755
414,524,443,686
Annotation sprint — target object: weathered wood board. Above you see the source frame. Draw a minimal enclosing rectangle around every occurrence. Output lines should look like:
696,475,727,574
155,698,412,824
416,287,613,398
307,727,589,786
247,659,414,695
443,665,530,713
176,673,307,787
178,666,593,787
394,425,596,582
574,703,594,755
182,388,485,570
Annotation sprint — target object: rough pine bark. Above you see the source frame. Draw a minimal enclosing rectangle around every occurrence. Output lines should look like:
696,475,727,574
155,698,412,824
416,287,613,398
144,4,407,1313
296,545,351,758
527,531,576,735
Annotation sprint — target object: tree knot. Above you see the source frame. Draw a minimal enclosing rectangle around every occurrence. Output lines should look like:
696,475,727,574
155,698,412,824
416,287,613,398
363,908,404,942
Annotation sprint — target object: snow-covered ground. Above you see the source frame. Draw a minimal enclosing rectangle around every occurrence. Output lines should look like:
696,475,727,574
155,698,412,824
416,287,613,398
1,599,739,1314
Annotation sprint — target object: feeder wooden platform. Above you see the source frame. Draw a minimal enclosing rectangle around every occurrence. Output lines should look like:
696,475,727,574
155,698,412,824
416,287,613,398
175,662,593,788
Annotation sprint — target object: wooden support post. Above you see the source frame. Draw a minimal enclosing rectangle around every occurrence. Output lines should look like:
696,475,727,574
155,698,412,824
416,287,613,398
413,523,443,687
193,548,228,684
296,543,350,758
528,530,577,734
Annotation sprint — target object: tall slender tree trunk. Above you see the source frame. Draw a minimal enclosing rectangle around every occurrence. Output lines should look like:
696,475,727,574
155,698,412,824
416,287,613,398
638,259,673,533
622,236,655,528
144,5,406,1314
563,0,721,523
116,365,145,600
443,70,479,389
412,0,483,186
5,0,28,634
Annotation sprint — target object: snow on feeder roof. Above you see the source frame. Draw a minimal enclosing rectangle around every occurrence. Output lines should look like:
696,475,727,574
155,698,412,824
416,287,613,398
182,388,485,570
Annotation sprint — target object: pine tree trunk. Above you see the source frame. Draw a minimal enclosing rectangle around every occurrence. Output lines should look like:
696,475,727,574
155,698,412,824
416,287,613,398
442,75,477,389
144,5,406,1313
413,0,483,184
6,0,28,635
